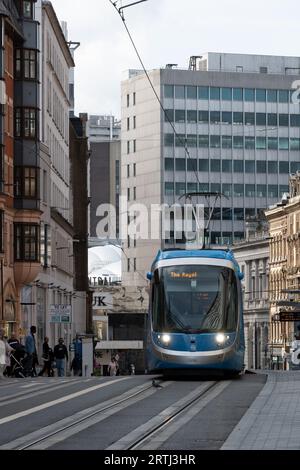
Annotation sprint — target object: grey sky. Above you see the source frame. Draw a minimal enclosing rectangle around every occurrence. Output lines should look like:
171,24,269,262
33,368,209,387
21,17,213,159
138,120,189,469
50,0,300,118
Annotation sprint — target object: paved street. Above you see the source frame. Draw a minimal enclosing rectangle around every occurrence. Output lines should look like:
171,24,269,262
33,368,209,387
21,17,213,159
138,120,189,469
0,374,265,450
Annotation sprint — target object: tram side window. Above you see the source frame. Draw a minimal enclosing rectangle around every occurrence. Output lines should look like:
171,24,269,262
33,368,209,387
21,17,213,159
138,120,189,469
152,271,164,330
224,272,238,330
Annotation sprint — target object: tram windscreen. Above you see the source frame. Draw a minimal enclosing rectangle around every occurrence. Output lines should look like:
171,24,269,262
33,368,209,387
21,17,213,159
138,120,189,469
152,265,238,333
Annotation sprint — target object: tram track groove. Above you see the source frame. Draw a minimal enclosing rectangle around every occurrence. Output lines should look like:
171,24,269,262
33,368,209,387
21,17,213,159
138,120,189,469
107,380,231,450
0,379,172,450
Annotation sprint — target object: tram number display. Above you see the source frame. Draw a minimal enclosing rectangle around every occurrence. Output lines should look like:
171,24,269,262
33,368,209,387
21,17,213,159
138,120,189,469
169,271,198,279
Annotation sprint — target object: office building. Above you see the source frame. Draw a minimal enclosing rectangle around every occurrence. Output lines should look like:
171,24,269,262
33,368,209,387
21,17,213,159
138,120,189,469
121,52,300,285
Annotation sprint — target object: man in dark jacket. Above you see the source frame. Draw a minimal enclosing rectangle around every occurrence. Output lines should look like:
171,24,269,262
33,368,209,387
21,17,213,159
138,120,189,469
53,338,68,377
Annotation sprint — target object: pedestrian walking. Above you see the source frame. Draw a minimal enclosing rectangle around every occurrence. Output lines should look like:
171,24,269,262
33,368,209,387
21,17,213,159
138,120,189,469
107,357,117,376
38,337,54,377
24,326,38,377
0,329,13,378
53,338,68,377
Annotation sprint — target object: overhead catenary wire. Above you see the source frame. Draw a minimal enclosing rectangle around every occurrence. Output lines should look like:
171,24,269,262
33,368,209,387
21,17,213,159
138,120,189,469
108,0,201,188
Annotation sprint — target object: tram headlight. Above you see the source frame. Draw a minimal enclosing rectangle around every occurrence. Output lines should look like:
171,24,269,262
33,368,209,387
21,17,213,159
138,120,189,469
161,334,171,345
216,333,226,345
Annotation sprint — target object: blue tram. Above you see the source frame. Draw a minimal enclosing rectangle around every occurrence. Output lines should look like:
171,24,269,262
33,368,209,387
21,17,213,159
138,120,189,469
146,249,245,376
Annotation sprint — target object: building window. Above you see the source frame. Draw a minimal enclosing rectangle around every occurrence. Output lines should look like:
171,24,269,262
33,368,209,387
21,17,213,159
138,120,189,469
257,185,267,198
222,112,232,125
164,133,174,147
245,184,255,197
127,141,130,154
134,258,137,272
175,86,185,99
165,158,173,171
165,182,174,196
187,110,197,123
199,135,209,148
210,111,221,124
14,223,40,262
164,85,174,99
133,92,136,105
15,166,38,198
127,164,130,178
127,117,130,131
267,89,277,103
198,86,209,100
175,159,186,171
233,88,243,101
186,86,197,99
127,94,130,107
23,49,37,79
245,161,255,173
198,110,209,123
133,116,136,129
245,88,255,102
222,160,232,172
127,188,130,201
211,159,220,172
0,210,3,253
164,109,174,122
257,161,266,173
22,1,34,19
175,110,185,123
279,114,289,127
268,185,278,198
133,187,136,200
210,87,220,100
222,135,232,149
222,208,232,220
15,107,37,139
245,112,255,126
221,87,232,101
256,89,266,102
268,161,278,173
222,184,232,197
234,208,244,221
268,137,278,150
199,159,209,172
233,112,243,125
267,113,277,126
133,140,136,153
234,184,244,197
15,49,22,78
127,258,130,272
234,160,244,173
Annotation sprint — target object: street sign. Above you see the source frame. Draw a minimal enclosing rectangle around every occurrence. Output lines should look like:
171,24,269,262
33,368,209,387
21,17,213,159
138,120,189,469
50,305,72,323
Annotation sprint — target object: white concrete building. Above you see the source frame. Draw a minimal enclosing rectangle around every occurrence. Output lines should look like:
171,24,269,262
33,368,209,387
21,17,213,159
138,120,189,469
38,1,76,349
233,228,270,370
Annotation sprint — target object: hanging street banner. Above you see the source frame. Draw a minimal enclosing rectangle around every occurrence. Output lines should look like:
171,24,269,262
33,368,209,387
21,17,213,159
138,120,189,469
50,305,72,323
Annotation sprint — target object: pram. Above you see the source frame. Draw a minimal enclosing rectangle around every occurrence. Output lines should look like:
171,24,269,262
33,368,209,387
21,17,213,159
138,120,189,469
10,345,34,378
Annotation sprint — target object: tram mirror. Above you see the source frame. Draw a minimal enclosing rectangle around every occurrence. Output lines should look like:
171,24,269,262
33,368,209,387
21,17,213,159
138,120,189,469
238,271,244,281
147,272,153,281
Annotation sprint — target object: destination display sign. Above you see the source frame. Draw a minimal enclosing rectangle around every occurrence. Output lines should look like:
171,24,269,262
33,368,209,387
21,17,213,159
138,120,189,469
169,271,198,279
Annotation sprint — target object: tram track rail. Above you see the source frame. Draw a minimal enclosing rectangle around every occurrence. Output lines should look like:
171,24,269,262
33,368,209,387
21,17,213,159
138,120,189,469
108,380,231,450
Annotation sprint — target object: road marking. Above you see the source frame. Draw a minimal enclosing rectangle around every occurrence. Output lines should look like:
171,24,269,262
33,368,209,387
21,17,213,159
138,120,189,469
0,378,129,426
21,383,43,389
0,380,90,406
